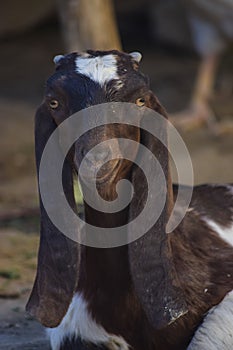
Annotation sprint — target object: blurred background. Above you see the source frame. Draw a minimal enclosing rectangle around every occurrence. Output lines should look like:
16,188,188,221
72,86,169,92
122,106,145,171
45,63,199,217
0,1,232,348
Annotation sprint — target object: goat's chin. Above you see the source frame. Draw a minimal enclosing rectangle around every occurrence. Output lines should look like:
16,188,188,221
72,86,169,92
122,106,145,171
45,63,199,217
97,161,122,184
75,158,119,185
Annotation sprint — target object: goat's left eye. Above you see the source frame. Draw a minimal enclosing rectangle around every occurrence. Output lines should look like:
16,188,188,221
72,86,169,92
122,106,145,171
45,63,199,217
136,98,145,107
49,99,59,109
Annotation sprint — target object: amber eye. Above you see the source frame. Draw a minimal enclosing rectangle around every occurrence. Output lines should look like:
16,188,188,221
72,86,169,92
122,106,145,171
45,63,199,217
136,98,145,107
49,99,59,109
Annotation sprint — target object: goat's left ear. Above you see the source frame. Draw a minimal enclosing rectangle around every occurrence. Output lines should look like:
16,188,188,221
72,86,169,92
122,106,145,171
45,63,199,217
26,104,80,327
128,92,188,329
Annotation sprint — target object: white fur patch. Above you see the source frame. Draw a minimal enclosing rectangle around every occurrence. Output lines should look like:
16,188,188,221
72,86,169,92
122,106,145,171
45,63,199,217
47,293,129,350
75,54,120,86
204,218,233,247
188,290,233,349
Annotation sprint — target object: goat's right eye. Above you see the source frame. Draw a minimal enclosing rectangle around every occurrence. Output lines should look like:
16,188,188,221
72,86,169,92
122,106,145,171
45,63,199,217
49,99,59,109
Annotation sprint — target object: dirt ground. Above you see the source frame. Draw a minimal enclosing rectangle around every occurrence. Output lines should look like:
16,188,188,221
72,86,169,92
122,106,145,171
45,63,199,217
0,22,232,349
0,293,50,350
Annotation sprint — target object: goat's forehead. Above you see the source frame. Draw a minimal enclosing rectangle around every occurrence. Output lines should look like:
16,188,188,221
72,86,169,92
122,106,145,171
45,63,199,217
53,51,142,88
75,53,119,87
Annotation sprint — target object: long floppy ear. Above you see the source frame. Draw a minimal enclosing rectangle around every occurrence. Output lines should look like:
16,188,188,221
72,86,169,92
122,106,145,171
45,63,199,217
128,92,187,329
26,104,80,327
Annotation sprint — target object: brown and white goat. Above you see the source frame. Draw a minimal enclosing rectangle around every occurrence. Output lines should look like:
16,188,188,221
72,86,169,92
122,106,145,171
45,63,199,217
26,50,233,350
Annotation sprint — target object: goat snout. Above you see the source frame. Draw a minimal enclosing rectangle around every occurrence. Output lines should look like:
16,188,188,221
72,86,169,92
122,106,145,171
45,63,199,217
75,143,120,185
82,146,111,165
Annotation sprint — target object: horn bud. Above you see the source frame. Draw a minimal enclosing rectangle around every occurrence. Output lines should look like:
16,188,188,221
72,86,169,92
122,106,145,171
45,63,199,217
129,52,142,63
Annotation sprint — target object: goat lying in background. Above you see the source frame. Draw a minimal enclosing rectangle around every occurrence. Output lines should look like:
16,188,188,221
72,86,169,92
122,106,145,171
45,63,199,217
27,50,233,350
188,290,233,349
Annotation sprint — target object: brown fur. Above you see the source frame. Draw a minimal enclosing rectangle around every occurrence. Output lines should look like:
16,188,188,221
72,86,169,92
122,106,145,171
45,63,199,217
27,50,233,350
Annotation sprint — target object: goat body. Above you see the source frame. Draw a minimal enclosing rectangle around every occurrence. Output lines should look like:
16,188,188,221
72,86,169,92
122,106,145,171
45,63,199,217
26,50,233,350
187,290,233,350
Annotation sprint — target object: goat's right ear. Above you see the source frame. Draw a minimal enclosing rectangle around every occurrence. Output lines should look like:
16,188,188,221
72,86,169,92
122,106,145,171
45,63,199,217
128,93,188,329
26,104,80,328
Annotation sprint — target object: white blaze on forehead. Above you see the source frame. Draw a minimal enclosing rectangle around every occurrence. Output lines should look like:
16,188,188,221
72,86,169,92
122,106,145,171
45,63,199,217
75,54,119,86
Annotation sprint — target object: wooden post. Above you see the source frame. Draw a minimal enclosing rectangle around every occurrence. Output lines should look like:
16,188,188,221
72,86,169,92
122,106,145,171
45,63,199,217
56,0,122,52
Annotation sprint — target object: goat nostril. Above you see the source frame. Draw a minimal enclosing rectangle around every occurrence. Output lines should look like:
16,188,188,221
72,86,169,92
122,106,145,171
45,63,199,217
81,148,86,158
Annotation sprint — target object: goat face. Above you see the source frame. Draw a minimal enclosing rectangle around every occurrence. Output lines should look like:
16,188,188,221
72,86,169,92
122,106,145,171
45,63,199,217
44,50,160,199
27,50,187,332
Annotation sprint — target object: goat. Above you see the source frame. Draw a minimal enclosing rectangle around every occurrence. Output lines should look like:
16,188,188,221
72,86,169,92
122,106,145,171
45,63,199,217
188,290,233,349
26,50,233,350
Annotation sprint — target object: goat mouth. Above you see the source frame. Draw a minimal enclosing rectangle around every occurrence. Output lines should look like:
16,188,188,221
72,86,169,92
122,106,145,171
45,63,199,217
74,158,121,185
95,160,122,184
